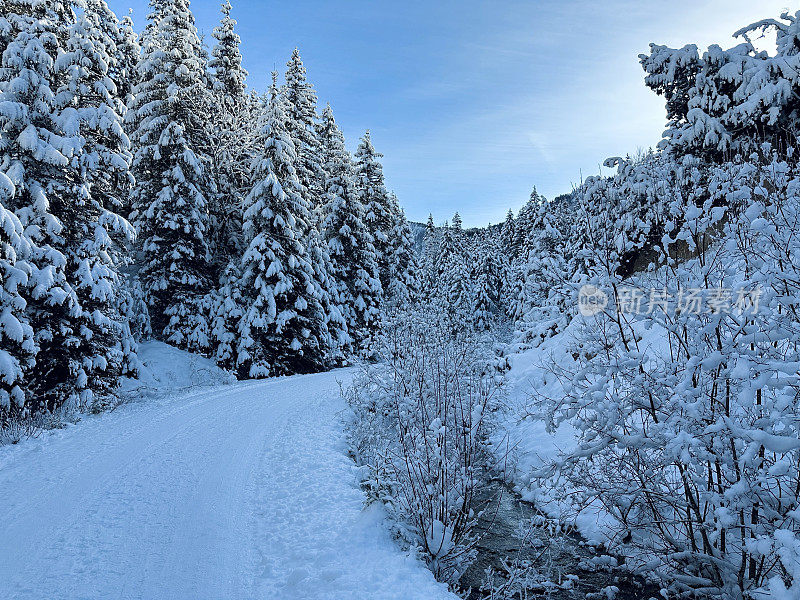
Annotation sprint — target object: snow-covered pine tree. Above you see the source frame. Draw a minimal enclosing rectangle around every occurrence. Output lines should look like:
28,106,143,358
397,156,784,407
0,1,90,413
641,11,800,162
505,257,526,322
60,1,133,217
0,195,35,420
79,0,136,111
432,218,471,321
207,0,252,271
54,3,139,405
207,260,244,372
117,274,151,343
129,0,212,351
115,10,141,219
420,213,439,296
426,213,435,232
445,252,472,327
512,187,540,253
511,193,586,348
293,101,352,358
470,238,502,331
436,218,462,279
318,105,382,351
209,0,246,106
283,48,324,214
191,29,218,214
355,130,394,295
115,10,140,109
139,0,168,50
306,224,349,360
500,208,515,255
236,77,330,378
385,194,420,307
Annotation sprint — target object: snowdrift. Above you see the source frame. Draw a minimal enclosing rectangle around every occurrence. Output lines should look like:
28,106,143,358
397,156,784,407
119,341,236,401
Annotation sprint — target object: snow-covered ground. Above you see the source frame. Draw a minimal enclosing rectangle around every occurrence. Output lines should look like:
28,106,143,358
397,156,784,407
119,340,238,399
0,343,455,600
496,318,611,544
497,316,670,545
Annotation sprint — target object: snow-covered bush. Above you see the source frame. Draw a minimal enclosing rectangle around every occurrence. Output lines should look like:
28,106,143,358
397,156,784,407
641,10,800,162
534,146,800,598
346,305,505,584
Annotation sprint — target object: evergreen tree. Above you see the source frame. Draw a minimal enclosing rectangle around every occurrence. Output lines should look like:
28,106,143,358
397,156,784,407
306,225,349,358
207,0,252,270
116,10,140,218
445,252,472,325
437,217,464,276
79,0,136,110
355,130,394,295
55,3,139,405
318,106,382,350
0,195,35,418
513,187,541,252
385,196,420,307
501,208,515,254
140,0,169,50
129,0,212,350
283,48,324,213
421,213,440,296
236,79,330,377
117,273,151,343
116,10,140,109
209,0,246,105
207,260,244,372
433,219,472,321
470,239,502,331
0,1,88,413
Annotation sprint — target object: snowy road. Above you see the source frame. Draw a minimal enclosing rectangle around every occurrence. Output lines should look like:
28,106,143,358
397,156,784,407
0,370,455,600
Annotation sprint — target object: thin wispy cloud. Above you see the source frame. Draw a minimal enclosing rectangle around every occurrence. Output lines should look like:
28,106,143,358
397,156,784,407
110,0,793,226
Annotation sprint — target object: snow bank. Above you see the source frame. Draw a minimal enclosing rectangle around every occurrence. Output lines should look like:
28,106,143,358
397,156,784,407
119,341,236,400
497,319,609,545
496,319,610,542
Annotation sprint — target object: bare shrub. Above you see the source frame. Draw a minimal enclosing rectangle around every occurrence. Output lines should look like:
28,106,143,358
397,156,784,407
347,305,506,584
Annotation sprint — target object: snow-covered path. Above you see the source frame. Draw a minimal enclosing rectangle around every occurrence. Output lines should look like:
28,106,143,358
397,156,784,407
0,370,455,600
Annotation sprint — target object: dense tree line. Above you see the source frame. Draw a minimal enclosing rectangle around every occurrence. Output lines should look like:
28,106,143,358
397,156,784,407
0,0,419,423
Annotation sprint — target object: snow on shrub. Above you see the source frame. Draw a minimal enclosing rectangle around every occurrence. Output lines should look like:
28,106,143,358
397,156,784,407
346,305,506,584
532,146,800,599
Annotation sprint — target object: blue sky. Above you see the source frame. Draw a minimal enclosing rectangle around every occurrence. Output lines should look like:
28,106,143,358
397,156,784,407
109,0,791,227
